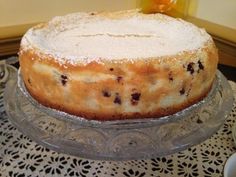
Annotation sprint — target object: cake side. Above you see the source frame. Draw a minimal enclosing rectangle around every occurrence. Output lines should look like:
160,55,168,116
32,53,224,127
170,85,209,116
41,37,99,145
19,42,218,120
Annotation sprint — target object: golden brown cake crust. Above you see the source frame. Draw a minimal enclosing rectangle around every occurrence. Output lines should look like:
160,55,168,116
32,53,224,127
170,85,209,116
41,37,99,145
19,10,218,121
19,44,218,120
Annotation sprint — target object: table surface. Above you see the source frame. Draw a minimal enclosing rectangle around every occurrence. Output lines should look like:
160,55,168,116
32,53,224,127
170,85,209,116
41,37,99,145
0,81,235,177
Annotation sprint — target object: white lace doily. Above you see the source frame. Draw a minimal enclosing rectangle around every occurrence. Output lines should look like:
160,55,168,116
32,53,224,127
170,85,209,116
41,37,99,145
0,81,235,177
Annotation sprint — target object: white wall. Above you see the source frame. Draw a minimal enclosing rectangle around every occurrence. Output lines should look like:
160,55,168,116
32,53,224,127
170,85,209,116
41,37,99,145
1,0,236,28
0,0,137,27
194,0,236,29
0,0,235,39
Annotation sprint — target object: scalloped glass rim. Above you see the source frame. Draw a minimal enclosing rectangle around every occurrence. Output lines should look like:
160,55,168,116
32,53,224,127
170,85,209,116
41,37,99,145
17,69,220,128
232,120,236,146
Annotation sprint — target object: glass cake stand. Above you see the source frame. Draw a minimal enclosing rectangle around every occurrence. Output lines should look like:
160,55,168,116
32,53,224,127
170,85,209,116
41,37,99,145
4,68,234,160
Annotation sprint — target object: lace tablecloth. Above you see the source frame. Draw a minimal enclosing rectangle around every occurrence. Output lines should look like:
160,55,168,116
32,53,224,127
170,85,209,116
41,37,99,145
0,81,235,177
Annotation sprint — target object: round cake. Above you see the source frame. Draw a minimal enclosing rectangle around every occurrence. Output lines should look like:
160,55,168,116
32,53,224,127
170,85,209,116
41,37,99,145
19,10,218,121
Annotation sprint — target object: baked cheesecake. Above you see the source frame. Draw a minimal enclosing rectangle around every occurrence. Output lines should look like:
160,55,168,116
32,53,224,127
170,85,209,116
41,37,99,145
19,10,218,120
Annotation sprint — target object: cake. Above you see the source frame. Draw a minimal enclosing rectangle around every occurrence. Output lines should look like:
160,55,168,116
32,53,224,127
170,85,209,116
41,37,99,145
19,10,218,121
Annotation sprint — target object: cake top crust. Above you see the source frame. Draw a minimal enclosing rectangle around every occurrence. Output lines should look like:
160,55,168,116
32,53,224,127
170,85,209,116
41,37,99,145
21,10,212,65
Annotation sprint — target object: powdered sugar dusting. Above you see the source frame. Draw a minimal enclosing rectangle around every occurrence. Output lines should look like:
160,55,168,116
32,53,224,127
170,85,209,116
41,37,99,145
21,10,212,65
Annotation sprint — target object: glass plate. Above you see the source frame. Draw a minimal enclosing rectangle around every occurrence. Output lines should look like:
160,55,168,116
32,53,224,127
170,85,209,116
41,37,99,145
4,69,234,160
